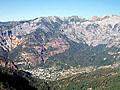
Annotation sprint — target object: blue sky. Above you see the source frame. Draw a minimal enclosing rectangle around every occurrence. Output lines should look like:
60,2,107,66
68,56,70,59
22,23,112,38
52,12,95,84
0,0,120,21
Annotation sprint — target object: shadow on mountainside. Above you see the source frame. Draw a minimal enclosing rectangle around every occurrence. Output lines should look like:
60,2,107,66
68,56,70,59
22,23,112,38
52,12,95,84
0,66,37,90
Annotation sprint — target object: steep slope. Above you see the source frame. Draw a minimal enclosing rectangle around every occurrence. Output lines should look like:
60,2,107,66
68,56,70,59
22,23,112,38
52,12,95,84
0,15,120,69
0,66,52,90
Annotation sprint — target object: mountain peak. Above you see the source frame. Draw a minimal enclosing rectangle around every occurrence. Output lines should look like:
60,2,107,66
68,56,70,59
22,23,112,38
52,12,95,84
0,15,120,70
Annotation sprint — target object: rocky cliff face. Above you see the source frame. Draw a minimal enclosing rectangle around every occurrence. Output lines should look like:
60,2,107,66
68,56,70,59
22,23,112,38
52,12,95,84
0,15,120,69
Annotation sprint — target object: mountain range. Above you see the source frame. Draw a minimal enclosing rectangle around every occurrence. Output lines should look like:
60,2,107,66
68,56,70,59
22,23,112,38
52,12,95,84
0,15,120,81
